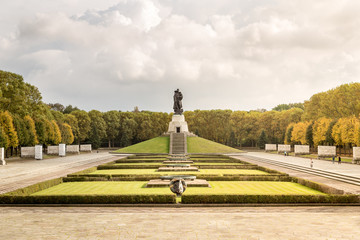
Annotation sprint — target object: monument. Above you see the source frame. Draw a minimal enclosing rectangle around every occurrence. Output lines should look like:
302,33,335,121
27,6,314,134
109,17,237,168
168,89,189,134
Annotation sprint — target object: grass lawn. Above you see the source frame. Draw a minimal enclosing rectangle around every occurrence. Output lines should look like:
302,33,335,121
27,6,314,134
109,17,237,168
31,181,325,196
184,181,326,195
88,169,269,175
31,182,171,195
115,137,169,153
187,137,242,153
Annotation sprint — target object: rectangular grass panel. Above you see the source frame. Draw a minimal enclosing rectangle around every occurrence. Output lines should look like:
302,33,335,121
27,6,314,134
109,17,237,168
183,181,326,195
31,182,172,196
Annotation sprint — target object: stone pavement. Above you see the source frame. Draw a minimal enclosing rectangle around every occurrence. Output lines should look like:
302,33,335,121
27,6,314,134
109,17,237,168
230,152,360,194
0,152,127,194
0,206,359,240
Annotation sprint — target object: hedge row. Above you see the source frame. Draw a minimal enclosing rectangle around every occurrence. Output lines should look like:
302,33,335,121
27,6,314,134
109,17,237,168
127,155,167,159
290,177,344,195
196,165,258,169
192,160,246,163
0,194,176,204
181,194,360,204
63,175,291,182
98,165,162,169
115,160,164,163
70,167,98,175
4,178,63,196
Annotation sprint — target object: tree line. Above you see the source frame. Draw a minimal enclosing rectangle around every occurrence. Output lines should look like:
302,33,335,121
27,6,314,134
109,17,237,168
0,70,170,156
1,69,360,154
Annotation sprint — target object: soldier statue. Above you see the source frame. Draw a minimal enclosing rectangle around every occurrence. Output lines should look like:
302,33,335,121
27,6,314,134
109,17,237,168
173,89,183,115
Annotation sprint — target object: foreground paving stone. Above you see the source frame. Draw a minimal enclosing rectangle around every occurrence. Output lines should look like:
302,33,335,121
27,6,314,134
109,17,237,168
0,207,359,240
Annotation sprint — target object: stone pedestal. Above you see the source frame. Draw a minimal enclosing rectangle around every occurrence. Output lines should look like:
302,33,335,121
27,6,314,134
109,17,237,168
35,145,43,160
59,144,66,157
0,147,5,165
168,114,189,133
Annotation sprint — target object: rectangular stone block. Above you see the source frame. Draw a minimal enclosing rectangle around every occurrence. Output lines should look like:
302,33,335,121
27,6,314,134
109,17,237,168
59,144,66,157
21,147,35,158
265,144,277,151
318,146,336,158
294,145,310,155
80,144,92,152
278,144,291,153
66,145,80,154
47,146,59,155
0,147,5,165
35,145,43,160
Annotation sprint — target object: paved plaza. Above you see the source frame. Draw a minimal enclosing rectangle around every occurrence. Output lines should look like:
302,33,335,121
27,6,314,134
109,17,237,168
0,206,359,240
1,152,360,239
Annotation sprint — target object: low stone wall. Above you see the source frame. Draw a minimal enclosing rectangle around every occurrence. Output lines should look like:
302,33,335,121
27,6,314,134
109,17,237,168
47,146,59,155
21,147,35,158
66,145,80,154
80,144,92,152
0,147,5,165
278,144,291,153
294,145,310,155
318,146,336,158
35,145,43,160
265,144,277,151
353,147,360,164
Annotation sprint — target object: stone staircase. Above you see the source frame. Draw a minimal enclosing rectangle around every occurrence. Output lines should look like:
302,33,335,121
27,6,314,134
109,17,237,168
170,133,187,154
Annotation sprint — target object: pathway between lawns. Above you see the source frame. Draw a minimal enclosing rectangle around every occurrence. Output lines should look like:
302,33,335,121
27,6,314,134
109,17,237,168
229,152,360,194
0,152,127,194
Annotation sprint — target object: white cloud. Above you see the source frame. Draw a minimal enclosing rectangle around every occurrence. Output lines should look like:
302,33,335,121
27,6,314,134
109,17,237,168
1,0,360,112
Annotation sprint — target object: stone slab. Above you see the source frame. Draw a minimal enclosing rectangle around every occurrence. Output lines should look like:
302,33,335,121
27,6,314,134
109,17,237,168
265,144,277,151
35,145,43,160
80,144,92,152
318,146,336,158
21,147,35,158
66,145,80,154
59,144,66,157
47,146,59,155
294,145,310,155
0,148,5,165
353,147,360,164
146,179,210,187
277,144,291,153
157,167,199,171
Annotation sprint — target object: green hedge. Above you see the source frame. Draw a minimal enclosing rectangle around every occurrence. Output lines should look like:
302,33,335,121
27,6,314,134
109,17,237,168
98,165,161,169
291,177,344,195
197,165,258,169
115,160,164,163
70,167,98,175
0,194,176,204
182,194,360,204
4,178,63,196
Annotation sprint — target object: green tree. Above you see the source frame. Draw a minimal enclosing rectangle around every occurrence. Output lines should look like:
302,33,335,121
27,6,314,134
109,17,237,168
305,121,314,146
88,110,107,149
60,123,74,144
24,115,38,146
0,126,9,149
103,111,121,147
51,120,62,145
0,111,19,149
258,130,267,149
70,110,90,143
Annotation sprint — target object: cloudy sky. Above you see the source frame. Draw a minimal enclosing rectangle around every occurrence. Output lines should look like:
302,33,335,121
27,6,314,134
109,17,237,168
1,0,360,112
